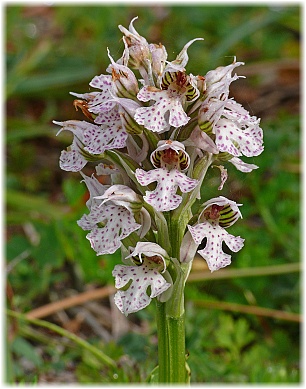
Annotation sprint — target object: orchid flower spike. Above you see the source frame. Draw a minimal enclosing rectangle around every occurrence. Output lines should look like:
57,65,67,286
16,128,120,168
55,17,264,322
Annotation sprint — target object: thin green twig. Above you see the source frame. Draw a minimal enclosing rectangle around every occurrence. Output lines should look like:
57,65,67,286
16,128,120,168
7,309,117,369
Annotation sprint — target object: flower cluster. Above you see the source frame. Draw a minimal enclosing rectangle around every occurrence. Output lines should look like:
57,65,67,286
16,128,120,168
55,17,263,315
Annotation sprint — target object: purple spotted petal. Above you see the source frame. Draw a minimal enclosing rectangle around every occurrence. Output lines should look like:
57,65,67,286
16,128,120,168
59,139,87,172
54,120,90,172
112,259,171,315
135,168,198,212
188,221,244,272
83,118,128,154
91,104,119,124
87,75,117,114
135,85,190,133
77,204,105,231
169,99,190,128
86,205,140,255
89,74,112,93
215,118,263,157
135,88,170,133
134,104,170,133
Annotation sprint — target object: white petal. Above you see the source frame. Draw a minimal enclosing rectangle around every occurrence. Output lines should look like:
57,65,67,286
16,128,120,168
95,163,119,176
180,229,198,264
215,118,264,157
126,241,169,270
134,105,170,133
83,120,127,154
55,120,89,172
188,221,244,272
95,184,142,211
112,259,171,315
165,38,204,73
169,99,190,127
229,157,259,172
212,165,228,190
79,172,108,210
86,205,141,255
59,144,87,172
135,168,198,212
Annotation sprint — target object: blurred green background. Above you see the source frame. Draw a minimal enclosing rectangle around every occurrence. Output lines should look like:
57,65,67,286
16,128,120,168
6,4,301,384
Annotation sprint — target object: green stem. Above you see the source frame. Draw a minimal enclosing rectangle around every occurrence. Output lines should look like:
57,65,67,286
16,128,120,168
156,299,187,383
155,211,189,384
167,314,187,382
155,300,169,382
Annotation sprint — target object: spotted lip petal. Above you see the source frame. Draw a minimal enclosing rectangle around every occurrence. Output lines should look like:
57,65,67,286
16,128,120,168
54,120,92,172
135,168,198,212
112,258,171,315
188,222,244,272
215,117,263,157
134,93,190,133
77,174,140,255
134,71,198,133
134,88,173,133
85,205,141,255
83,115,128,154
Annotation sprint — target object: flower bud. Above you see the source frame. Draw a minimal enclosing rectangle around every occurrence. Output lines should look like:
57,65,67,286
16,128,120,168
106,49,139,99
118,17,151,71
149,43,167,80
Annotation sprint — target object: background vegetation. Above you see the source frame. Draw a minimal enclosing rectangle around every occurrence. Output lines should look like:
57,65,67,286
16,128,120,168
6,4,301,384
